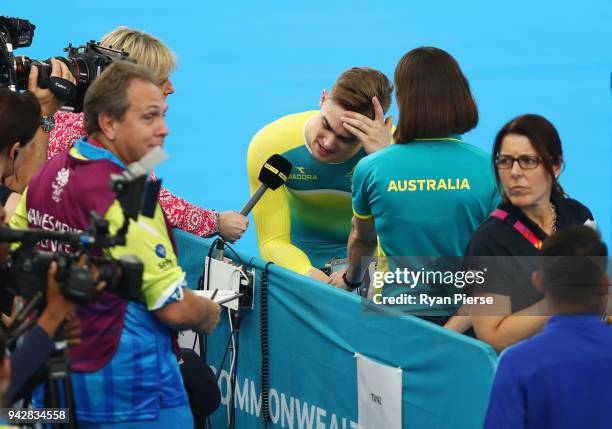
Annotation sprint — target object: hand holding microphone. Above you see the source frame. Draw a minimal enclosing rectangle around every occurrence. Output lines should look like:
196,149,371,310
216,211,249,243
215,154,291,246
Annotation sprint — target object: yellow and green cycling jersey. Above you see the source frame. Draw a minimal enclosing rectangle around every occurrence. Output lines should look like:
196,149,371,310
247,111,366,274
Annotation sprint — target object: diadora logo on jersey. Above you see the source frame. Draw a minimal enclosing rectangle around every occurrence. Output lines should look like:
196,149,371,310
51,168,70,203
155,244,166,258
289,166,319,180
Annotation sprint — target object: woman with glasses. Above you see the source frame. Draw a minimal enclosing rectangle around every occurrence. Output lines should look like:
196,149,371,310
460,114,594,352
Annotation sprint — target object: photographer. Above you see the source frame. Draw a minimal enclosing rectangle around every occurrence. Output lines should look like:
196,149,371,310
10,61,221,428
0,87,40,208
4,261,84,405
0,87,40,315
1,60,75,219
4,26,248,242
0,88,82,405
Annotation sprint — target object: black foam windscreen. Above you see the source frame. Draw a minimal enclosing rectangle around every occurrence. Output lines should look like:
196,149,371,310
258,154,292,190
141,178,162,218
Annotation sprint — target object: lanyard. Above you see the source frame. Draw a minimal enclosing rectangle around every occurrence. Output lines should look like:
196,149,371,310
490,208,543,250
75,137,126,169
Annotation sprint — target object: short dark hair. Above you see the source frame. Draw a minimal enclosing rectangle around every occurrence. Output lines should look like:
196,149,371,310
329,67,393,120
83,61,158,135
393,47,478,143
0,88,41,152
493,114,564,197
540,226,608,303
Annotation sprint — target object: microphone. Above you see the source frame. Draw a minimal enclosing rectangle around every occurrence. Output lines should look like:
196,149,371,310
240,154,292,216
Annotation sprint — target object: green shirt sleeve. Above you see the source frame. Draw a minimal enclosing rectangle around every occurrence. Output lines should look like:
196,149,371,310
9,187,29,230
104,201,185,311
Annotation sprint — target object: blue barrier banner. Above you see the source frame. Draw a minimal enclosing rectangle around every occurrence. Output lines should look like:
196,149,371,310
175,230,497,428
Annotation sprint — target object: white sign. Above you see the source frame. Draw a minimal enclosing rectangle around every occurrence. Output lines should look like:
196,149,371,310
356,353,402,429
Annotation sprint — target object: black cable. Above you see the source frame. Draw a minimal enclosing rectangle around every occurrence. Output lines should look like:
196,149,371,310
260,262,273,424
222,241,246,266
199,238,219,292
207,239,253,428
227,316,237,429
6,292,45,348
198,239,222,429
211,316,237,429
195,239,219,353
214,332,234,383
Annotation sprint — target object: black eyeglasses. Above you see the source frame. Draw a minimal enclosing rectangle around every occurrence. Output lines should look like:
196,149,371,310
495,155,542,170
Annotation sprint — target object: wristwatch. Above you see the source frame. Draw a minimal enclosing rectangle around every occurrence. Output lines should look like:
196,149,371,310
342,272,362,290
40,114,56,133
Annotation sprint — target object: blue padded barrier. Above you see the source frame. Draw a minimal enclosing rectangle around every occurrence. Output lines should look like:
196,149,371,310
175,229,497,429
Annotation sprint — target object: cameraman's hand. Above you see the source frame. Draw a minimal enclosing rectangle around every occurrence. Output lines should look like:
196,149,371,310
37,256,105,341
80,254,107,296
28,58,75,116
37,262,77,338
218,211,249,243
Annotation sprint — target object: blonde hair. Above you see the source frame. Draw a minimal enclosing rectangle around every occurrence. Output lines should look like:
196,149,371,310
100,27,176,84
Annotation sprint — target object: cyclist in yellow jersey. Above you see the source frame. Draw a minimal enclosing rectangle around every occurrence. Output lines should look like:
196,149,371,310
247,67,394,282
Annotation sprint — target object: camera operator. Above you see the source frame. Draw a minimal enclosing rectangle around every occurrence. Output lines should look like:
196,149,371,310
3,26,248,242
6,35,222,426
1,60,75,219
0,87,39,208
10,60,221,428
4,261,86,405
0,87,41,316
0,88,87,404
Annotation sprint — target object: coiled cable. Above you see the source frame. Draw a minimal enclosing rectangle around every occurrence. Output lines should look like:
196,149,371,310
260,262,273,423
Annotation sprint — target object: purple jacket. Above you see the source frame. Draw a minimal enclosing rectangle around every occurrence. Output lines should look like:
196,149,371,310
26,149,127,372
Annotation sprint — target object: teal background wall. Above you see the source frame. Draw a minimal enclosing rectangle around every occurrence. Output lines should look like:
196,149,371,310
5,0,611,252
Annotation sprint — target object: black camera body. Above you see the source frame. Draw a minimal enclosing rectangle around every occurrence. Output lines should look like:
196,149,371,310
19,42,130,112
0,16,35,48
0,160,165,305
0,16,130,112
2,214,144,304
9,248,144,304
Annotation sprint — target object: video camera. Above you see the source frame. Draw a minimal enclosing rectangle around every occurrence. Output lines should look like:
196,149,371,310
0,147,167,306
0,215,143,305
0,16,130,112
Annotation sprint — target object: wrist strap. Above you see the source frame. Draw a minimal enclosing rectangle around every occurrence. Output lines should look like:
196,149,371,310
342,272,361,290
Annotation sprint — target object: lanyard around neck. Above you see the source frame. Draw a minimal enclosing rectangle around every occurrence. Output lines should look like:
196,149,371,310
490,208,543,250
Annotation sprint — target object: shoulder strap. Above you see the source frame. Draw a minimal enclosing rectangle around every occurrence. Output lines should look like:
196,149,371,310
490,209,543,250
